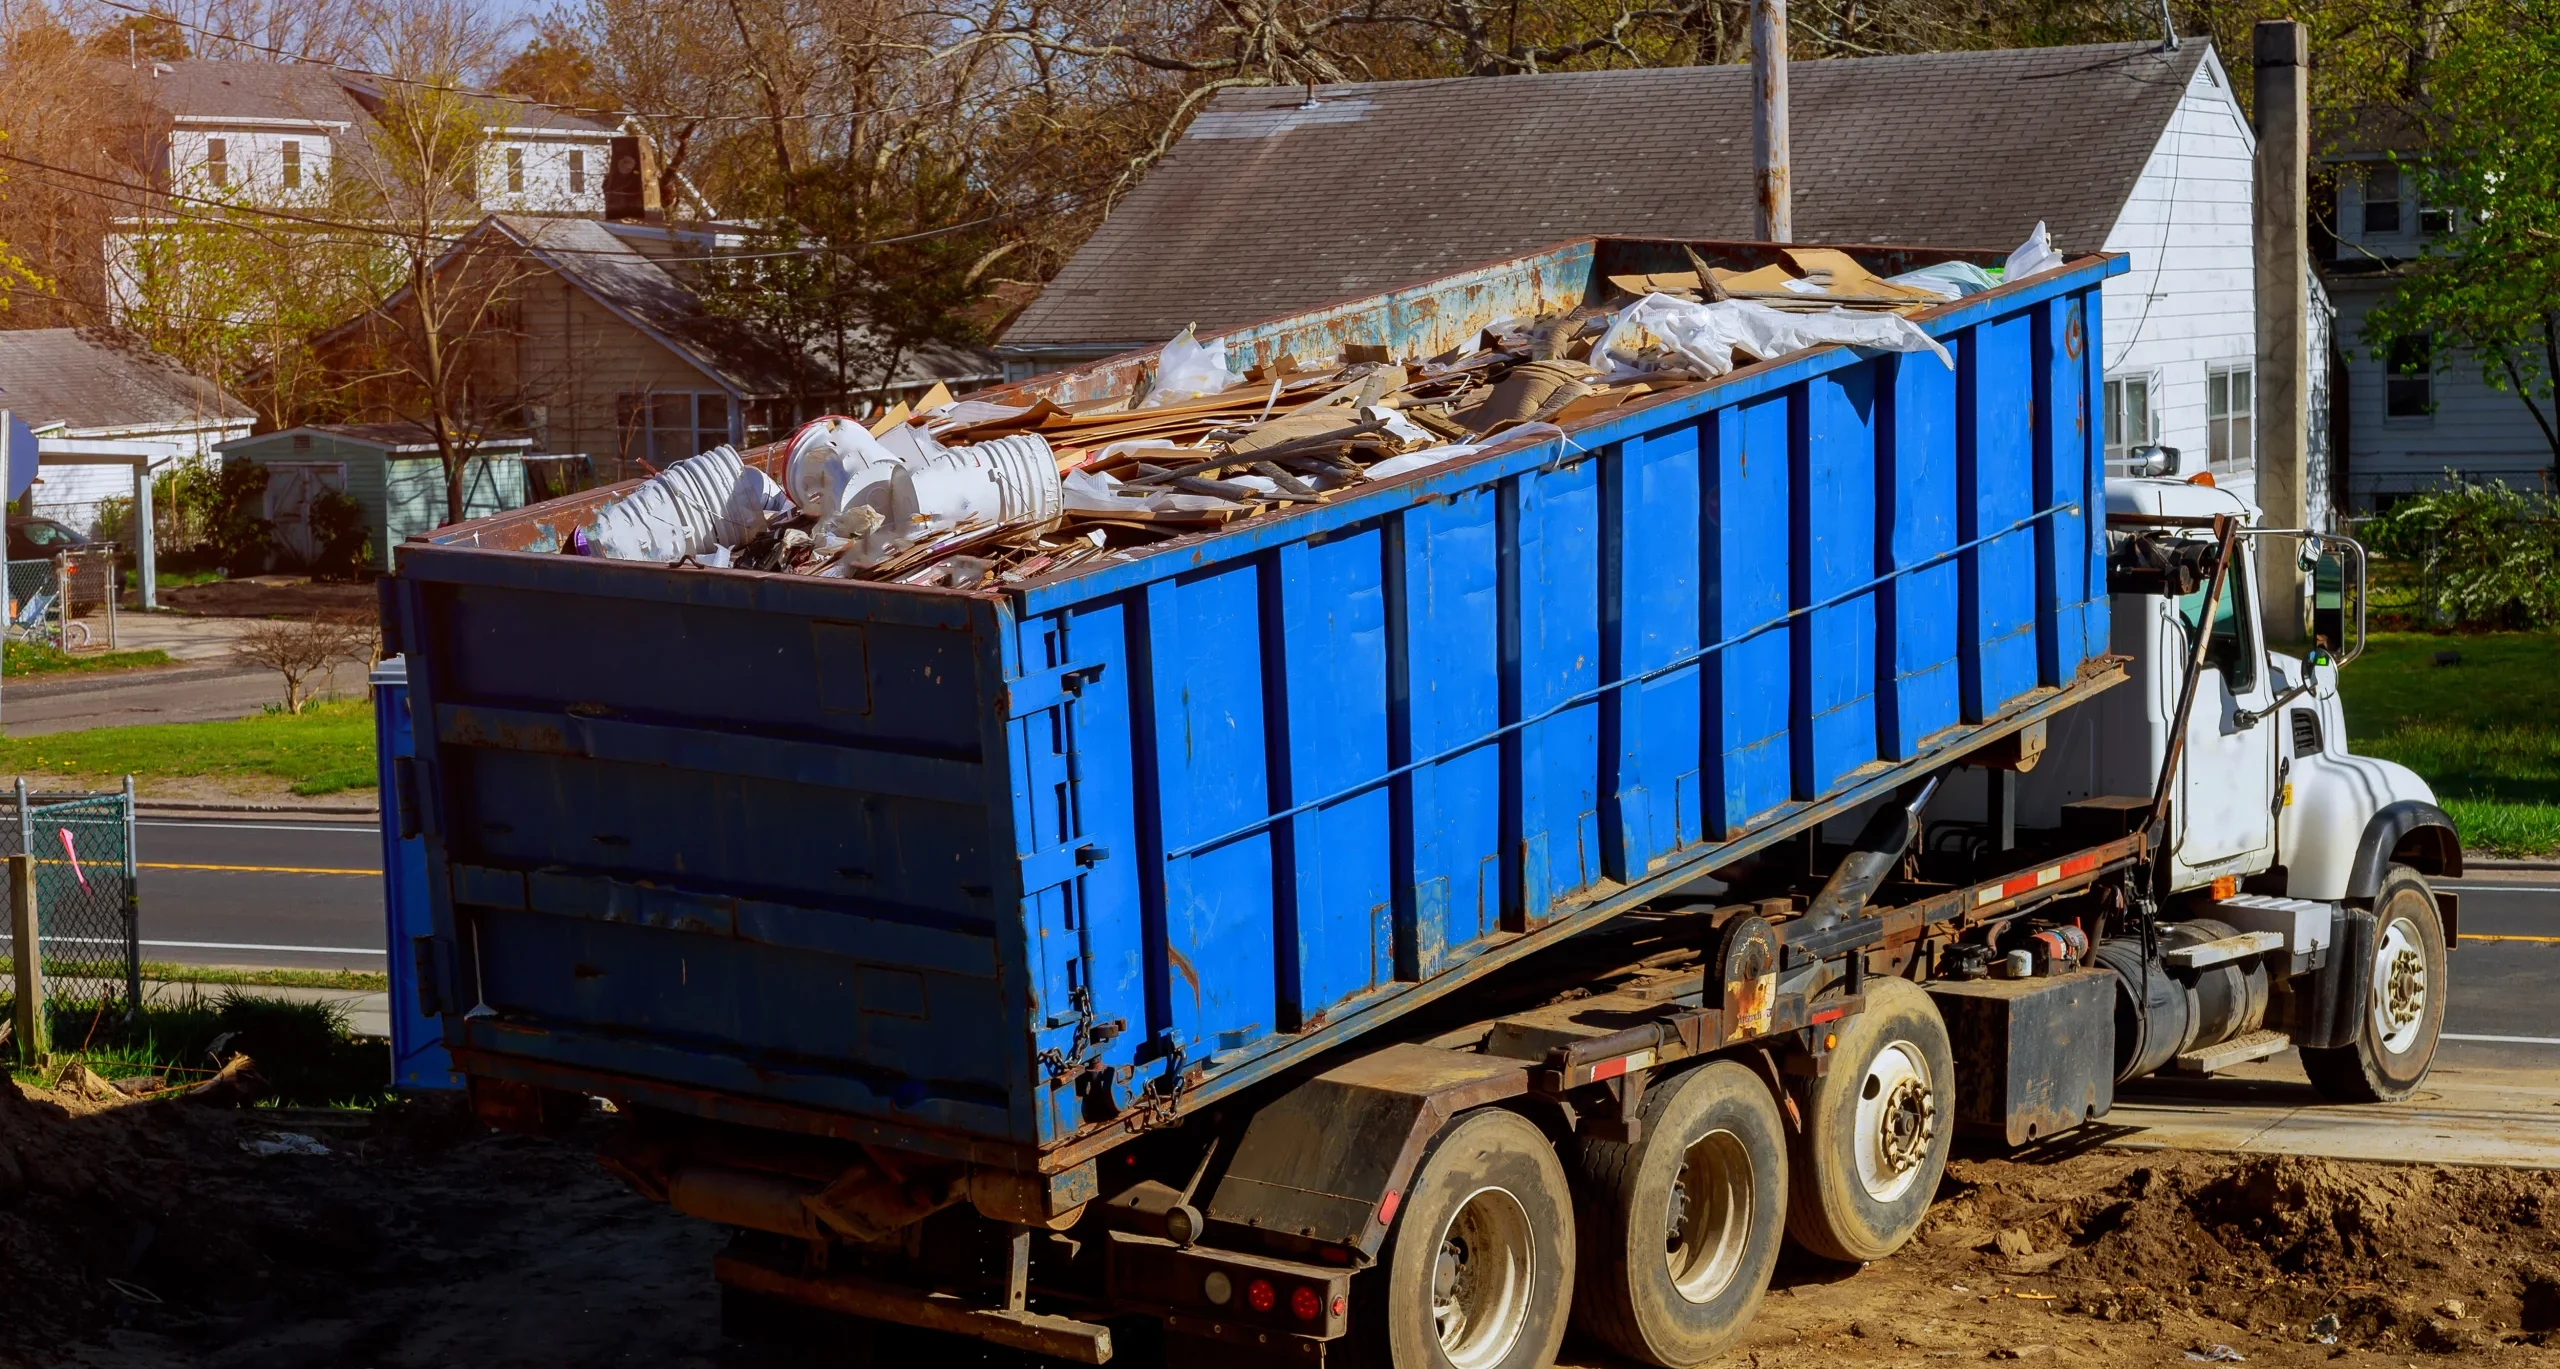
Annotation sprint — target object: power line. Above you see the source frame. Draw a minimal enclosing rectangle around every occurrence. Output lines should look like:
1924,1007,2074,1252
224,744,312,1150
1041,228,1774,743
0,147,1060,262
83,0,1026,128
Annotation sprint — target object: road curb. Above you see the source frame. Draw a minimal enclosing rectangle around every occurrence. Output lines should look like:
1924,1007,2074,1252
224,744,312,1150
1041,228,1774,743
139,800,380,822
2462,854,2560,873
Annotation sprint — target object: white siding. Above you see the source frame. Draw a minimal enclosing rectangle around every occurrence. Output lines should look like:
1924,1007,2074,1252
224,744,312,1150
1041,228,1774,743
2328,275,2557,507
481,134,611,216
168,125,338,206
31,421,246,534
2099,52,2261,504
2305,268,2336,528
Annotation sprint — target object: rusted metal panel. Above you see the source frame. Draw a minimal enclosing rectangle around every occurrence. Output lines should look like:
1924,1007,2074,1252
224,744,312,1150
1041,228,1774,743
1203,1042,1526,1256
715,1248,1116,1364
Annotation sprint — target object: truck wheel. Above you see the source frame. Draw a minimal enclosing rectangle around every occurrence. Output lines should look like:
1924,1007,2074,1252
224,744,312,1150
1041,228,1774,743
1569,1060,1785,1367
1785,977,1953,1263
2303,864,2446,1104
1380,1108,1574,1369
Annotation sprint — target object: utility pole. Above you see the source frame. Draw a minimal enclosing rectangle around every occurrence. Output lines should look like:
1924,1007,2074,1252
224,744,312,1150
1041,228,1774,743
1753,0,1792,242
2254,19,2310,643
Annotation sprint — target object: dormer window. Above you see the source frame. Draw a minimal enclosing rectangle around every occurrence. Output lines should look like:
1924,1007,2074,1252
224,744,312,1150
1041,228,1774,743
569,149,585,195
206,137,228,187
507,146,525,194
282,140,301,189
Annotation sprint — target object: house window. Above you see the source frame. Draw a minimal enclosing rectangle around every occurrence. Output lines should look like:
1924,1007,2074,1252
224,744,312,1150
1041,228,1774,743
2103,374,2156,466
2418,200,2452,235
507,147,525,194
281,139,301,189
2207,362,2253,475
569,149,585,195
616,391,734,469
2363,164,2402,235
2385,335,2433,418
206,137,228,187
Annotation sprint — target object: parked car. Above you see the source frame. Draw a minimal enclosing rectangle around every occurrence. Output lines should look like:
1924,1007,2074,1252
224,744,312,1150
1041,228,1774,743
6,515,91,561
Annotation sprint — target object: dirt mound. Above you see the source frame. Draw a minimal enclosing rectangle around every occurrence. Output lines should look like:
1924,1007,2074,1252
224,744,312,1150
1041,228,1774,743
1908,1150,2560,1356
0,1079,484,1357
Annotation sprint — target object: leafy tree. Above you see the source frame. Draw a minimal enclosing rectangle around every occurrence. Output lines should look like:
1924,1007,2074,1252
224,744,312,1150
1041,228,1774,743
84,10,189,63
2361,2,2560,480
494,22,612,113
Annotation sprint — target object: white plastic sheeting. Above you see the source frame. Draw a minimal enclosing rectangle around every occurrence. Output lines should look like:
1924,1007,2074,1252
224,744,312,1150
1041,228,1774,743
1587,294,1953,383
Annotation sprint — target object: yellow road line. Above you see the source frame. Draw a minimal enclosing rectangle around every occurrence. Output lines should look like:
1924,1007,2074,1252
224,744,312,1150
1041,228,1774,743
2460,933,2560,944
138,861,379,876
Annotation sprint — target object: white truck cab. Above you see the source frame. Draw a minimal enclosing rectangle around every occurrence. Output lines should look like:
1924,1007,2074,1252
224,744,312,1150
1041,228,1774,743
2095,471,2456,901
2019,464,2466,1108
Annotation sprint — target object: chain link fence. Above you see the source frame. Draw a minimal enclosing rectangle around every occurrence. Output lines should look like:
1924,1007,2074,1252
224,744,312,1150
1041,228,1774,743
0,780,140,1019
5,552,120,650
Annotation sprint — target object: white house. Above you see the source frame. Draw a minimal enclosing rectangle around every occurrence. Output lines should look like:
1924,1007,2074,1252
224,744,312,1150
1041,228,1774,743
103,60,633,317
1003,40,2330,516
2320,129,2555,508
479,105,620,218
0,329,253,532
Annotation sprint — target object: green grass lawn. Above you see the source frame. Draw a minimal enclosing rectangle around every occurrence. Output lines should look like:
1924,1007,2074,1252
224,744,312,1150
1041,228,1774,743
2341,631,2560,856
1,641,173,675
0,698,377,796
6,986,388,1106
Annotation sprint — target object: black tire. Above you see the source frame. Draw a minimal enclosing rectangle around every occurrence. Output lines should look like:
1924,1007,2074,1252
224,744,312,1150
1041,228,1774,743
2303,863,2447,1104
1569,1060,1787,1367
1379,1108,1575,1369
1785,977,1954,1264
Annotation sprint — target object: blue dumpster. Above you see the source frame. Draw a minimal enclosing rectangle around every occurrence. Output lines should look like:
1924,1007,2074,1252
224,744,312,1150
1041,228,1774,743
385,235,2127,1174
371,654,459,1090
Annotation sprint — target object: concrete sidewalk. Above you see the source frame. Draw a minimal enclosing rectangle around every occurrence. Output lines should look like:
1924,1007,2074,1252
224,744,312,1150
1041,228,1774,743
139,978,390,1038
2100,1053,2560,1169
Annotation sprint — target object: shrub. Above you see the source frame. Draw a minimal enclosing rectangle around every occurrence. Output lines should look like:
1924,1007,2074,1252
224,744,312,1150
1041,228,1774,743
2362,478,2560,629
309,490,371,580
208,461,274,575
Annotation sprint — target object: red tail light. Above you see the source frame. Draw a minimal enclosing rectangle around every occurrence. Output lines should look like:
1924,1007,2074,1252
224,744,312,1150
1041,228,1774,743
1290,1285,1323,1321
1245,1278,1277,1313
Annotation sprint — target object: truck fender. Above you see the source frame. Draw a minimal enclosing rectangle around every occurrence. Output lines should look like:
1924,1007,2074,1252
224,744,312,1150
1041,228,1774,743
2344,801,2462,940
1202,1042,1528,1259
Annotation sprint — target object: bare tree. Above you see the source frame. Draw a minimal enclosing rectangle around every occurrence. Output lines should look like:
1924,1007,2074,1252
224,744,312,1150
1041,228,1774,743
323,3,543,523
232,611,376,713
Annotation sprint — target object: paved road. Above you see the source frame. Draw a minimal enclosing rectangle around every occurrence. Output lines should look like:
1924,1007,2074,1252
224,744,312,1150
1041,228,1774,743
134,815,386,970
2430,871,2560,1065
2,659,373,736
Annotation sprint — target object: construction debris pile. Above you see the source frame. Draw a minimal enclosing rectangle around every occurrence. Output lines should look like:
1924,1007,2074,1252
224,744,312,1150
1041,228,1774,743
577,240,2050,589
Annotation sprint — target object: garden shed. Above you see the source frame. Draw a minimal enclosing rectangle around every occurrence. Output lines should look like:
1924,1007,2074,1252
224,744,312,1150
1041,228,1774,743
216,424,532,573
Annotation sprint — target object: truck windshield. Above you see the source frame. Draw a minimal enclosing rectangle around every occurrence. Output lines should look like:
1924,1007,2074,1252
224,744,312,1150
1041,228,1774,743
2176,561,2257,693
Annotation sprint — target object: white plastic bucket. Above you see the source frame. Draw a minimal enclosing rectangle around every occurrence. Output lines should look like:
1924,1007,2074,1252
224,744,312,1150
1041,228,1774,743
933,432,1062,524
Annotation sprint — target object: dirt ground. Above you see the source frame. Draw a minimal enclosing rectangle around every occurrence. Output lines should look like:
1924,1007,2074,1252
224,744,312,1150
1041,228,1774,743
3,1076,2554,1369
159,577,377,620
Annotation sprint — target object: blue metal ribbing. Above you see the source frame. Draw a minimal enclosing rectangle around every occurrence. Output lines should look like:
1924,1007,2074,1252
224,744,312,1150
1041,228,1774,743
1164,499,2081,862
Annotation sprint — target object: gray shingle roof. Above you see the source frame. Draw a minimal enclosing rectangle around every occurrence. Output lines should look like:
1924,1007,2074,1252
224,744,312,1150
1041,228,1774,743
494,218,998,396
0,329,251,432
118,58,370,125
110,59,617,135
1007,41,2210,347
